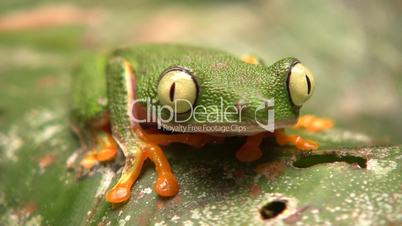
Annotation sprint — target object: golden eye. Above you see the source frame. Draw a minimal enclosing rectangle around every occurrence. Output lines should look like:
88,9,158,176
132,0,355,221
288,63,315,106
157,68,198,113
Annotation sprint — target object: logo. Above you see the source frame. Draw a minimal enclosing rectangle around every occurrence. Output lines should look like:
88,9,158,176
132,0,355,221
128,97,275,132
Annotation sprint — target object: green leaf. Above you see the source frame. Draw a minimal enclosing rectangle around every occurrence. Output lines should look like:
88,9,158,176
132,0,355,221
1,1,401,225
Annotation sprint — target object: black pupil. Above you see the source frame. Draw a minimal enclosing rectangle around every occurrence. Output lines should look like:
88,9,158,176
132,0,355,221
169,82,176,102
305,75,311,95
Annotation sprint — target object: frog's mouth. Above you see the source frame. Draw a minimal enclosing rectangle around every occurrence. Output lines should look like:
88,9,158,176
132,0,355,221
157,119,298,136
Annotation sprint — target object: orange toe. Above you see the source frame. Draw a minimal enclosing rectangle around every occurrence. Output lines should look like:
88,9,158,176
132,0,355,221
96,148,118,161
154,173,179,197
106,183,132,203
309,118,334,132
295,115,334,132
80,152,98,170
275,129,319,151
295,137,319,150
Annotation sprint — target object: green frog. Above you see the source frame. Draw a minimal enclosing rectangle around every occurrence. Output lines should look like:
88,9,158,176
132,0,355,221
70,44,333,204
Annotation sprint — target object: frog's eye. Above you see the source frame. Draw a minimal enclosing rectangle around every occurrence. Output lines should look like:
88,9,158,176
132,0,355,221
157,68,198,113
287,63,315,106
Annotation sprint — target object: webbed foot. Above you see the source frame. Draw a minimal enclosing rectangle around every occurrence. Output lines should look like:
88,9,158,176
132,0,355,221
105,141,179,203
105,125,226,204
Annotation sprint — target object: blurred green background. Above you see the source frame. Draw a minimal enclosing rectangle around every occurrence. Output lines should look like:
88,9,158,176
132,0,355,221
1,0,401,142
0,0,401,225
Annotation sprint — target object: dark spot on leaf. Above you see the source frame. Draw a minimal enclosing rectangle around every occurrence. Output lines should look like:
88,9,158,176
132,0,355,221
260,200,287,220
293,154,367,168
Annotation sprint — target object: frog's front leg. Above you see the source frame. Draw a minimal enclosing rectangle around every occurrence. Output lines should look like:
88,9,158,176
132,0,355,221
274,129,319,150
235,133,270,162
142,142,179,197
235,129,320,163
105,138,179,203
105,142,146,203
105,58,181,203
272,115,334,151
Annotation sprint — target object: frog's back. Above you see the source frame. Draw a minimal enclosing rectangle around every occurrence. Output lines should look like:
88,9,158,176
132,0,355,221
70,44,236,125
69,44,194,124
70,54,108,125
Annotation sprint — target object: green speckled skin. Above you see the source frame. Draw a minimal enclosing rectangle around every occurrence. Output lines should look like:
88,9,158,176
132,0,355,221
71,54,108,124
71,44,300,133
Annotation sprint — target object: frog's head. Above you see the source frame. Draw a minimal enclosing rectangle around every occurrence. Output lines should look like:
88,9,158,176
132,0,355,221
134,46,315,135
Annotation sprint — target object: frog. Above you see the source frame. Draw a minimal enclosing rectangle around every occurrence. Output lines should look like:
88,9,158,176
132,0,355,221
70,44,334,204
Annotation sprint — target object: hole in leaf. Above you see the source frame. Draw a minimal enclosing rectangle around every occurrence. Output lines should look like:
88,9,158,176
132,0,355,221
260,200,287,220
293,154,367,168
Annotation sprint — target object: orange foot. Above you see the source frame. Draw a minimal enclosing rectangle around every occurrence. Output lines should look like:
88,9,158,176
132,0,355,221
80,131,118,169
105,142,179,203
294,115,334,132
274,129,318,151
106,128,224,204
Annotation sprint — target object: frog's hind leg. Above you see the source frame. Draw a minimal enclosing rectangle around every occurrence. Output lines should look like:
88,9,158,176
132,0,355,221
235,128,321,162
70,54,113,171
105,57,179,204
294,115,334,132
68,119,118,173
